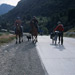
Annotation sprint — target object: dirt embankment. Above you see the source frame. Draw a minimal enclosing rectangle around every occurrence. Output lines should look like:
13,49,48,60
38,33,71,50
0,34,15,39
0,34,15,45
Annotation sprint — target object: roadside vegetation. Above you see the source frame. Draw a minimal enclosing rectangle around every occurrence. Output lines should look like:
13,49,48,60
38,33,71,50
64,27,75,38
0,32,15,45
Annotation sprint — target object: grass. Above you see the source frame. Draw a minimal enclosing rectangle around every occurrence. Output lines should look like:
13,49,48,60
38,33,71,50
64,33,75,38
0,33,15,45
64,27,75,38
0,33,3,36
68,28,75,32
0,37,15,43
0,32,9,36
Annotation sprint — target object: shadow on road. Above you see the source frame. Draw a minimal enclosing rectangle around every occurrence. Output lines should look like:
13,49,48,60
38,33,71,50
54,44,65,51
50,43,65,51
20,41,36,52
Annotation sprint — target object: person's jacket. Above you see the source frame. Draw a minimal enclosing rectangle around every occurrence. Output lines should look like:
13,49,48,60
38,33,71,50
14,20,21,26
54,24,64,32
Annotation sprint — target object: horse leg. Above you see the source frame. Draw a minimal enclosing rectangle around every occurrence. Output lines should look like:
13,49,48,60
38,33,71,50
22,35,23,42
16,35,18,44
21,32,23,42
32,35,33,41
35,35,38,42
19,35,21,43
20,36,23,42
22,36,23,42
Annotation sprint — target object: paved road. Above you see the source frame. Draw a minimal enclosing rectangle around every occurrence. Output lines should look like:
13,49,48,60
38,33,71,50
0,37,45,75
36,36,75,75
0,35,75,75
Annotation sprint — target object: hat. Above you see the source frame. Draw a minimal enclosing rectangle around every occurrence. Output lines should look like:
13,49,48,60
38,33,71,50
57,21,61,24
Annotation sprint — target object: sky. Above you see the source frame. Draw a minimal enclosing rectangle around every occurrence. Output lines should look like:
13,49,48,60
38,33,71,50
0,0,20,6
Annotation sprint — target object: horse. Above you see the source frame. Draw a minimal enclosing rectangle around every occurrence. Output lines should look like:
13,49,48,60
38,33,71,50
15,24,23,44
30,21,38,43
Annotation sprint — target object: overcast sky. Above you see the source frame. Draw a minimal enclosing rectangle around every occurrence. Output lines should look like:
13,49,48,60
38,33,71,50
0,0,20,6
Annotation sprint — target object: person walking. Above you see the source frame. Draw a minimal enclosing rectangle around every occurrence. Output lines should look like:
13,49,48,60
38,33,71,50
54,21,64,45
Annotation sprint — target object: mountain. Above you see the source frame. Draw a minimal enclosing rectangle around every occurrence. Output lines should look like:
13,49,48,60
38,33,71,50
0,4,15,15
0,0,75,33
2,0,75,18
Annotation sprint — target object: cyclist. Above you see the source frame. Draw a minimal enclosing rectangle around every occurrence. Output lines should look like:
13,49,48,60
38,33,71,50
54,21,64,45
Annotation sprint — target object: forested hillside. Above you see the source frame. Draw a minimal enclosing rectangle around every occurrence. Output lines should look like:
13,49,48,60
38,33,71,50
0,0,75,33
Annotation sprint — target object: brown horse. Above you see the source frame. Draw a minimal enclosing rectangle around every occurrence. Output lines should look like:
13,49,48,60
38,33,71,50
30,20,38,43
15,24,23,44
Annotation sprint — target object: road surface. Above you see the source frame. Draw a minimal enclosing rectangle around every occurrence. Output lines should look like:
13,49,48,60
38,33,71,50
36,36,75,75
0,36,75,75
0,36,45,75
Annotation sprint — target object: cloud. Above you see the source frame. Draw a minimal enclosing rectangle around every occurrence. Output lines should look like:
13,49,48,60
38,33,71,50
0,0,20,6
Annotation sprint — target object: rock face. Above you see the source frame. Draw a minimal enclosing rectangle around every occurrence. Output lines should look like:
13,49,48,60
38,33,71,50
0,4,15,15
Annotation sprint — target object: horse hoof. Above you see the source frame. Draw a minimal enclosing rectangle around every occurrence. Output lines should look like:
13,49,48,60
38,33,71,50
16,42,17,44
19,41,21,44
22,40,23,42
36,40,38,42
32,40,34,43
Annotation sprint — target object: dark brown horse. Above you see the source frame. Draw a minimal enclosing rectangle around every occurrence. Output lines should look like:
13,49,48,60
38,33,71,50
15,24,23,44
30,20,38,43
